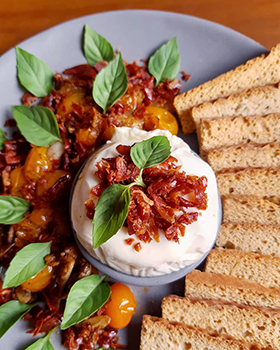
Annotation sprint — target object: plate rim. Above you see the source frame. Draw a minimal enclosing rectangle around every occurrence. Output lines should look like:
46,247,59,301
0,9,266,349
0,9,265,63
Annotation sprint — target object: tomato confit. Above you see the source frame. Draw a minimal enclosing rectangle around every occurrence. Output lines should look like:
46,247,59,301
0,25,183,350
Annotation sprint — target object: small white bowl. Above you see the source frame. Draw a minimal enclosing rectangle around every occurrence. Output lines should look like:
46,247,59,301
70,144,222,286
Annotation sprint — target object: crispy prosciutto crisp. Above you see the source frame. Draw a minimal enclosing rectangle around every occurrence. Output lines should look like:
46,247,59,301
88,145,208,246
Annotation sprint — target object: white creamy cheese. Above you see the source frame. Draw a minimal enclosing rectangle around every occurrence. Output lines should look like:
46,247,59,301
71,127,220,276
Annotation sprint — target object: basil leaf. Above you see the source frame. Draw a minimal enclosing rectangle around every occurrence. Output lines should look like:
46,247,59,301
16,47,53,97
11,105,62,146
148,38,180,85
83,25,114,66
0,128,7,150
25,327,56,350
0,300,36,338
3,241,51,289
130,136,171,170
92,184,130,248
0,195,30,225
61,275,110,329
92,52,128,112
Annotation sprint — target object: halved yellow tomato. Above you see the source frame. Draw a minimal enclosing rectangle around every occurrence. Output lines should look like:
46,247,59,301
21,266,53,292
145,106,178,135
36,170,70,197
57,92,85,116
24,147,53,181
10,166,27,197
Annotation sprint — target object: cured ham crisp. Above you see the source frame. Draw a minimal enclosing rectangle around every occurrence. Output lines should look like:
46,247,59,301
88,145,208,246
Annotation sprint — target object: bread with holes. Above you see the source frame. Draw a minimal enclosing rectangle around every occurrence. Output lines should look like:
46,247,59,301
205,249,280,289
191,83,280,129
222,195,280,226
173,45,280,134
162,295,280,349
216,167,280,197
205,143,280,172
197,114,280,153
216,223,280,256
140,315,266,350
185,270,280,309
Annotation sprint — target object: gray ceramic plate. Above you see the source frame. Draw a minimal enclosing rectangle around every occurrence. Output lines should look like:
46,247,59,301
0,9,266,350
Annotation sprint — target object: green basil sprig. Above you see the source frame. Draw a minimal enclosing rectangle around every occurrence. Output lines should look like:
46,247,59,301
92,185,130,249
130,136,171,169
92,136,171,248
11,105,62,147
61,274,110,329
16,47,54,97
0,300,37,338
148,38,180,86
92,52,128,113
83,25,114,66
0,128,7,150
24,327,57,350
0,195,30,225
3,242,51,289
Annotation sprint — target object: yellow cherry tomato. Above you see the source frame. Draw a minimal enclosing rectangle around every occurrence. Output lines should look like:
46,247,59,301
36,170,70,197
29,207,53,228
57,92,85,116
76,127,97,147
104,282,136,329
10,166,27,197
24,147,53,181
15,218,42,241
145,106,179,135
21,265,53,292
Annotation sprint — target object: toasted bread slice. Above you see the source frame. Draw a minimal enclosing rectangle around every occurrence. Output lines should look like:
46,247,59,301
198,114,280,153
185,270,280,309
216,167,280,197
162,295,280,349
205,143,280,172
174,44,280,134
205,249,280,289
140,315,264,350
216,223,280,257
192,84,280,128
222,195,280,226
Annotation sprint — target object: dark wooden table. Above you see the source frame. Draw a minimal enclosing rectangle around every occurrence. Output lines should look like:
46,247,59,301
1,0,280,56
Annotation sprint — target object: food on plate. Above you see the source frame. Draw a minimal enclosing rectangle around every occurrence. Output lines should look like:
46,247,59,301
192,83,280,129
142,41,280,349
0,24,185,349
205,249,280,289
104,282,136,329
205,143,280,172
71,127,220,276
162,295,280,349
216,222,280,256
222,195,280,225
198,113,280,153
216,167,280,197
140,315,259,350
184,270,280,309
174,43,280,134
